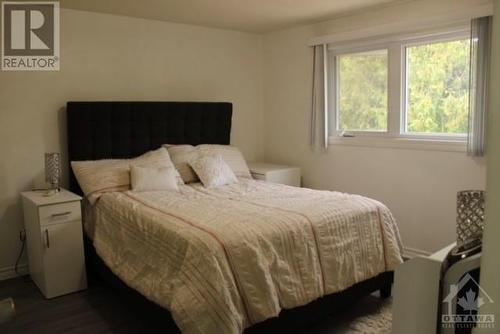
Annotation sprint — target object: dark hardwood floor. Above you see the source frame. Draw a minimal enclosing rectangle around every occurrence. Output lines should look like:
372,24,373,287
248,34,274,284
0,276,388,333
0,276,162,334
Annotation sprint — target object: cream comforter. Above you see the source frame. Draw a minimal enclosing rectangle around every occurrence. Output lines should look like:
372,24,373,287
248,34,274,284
90,179,403,333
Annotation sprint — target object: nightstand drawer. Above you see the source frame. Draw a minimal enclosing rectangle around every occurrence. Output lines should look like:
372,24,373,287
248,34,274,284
39,201,81,226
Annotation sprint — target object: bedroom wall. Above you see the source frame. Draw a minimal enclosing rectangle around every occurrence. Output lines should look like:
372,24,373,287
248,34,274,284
262,0,490,256
0,9,264,279
478,0,500,327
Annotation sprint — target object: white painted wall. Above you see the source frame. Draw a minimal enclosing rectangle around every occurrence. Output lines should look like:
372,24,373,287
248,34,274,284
0,9,264,279
0,0,493,280
478,0,500,329
262,0,489,256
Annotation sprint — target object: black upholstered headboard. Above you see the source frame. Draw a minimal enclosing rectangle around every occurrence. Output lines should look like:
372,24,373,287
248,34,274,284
67,101,232,195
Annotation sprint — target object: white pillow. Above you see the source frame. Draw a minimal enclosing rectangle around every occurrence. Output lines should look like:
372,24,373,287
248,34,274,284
72,147,182,204
164,144,251,183
71,159,130,204
189,155,238,188
163,144,199,183
130,166,179,192
197,145,251,179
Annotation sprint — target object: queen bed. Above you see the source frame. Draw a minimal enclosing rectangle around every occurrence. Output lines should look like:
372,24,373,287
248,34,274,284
67,101,403,333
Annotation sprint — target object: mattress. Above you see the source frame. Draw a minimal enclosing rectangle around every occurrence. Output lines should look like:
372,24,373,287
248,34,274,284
87,179,403,334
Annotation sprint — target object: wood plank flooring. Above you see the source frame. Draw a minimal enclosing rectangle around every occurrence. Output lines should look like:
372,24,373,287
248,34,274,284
0,275,387,333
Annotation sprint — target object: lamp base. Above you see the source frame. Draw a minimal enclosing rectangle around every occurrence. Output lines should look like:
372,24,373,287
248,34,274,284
43,188,60,197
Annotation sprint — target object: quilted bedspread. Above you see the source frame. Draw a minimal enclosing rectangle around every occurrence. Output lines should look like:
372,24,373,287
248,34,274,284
90,179,403,333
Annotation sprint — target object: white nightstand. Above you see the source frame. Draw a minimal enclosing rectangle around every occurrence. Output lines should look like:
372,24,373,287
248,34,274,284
247,162,301,187
21,189,87,299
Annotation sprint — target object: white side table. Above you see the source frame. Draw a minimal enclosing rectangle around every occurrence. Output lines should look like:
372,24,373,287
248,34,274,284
247,162,301,187
21,189,87,299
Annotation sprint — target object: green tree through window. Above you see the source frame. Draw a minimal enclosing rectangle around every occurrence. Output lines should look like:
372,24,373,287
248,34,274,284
338,49,388,132
331,36,470,138
406,39,470,134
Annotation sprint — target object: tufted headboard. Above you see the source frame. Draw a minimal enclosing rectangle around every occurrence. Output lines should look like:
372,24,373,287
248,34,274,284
67,101,232,195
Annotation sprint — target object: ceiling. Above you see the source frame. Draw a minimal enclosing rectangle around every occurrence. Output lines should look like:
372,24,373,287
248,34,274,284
60,0,409,33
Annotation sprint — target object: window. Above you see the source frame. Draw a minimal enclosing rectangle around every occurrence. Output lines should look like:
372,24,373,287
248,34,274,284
328,27,470,143
405,39,470,136
337,49,388,132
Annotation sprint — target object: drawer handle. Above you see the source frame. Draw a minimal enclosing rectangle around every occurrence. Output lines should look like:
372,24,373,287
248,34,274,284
45,229,50,248
51,211,71,218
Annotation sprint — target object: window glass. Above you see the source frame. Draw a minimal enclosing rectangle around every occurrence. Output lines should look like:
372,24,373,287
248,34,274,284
405,39,470,135
337,49,388,132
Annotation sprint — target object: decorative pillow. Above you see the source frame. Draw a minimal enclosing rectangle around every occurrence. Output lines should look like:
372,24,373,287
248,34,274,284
72,147,182,204
130,148,183,184
130,166,179,192
163,144,199,183
197,145,252,179
189,155,238,188
164,144,251,183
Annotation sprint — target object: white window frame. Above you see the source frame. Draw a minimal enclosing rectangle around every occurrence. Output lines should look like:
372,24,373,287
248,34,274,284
327,25,470,151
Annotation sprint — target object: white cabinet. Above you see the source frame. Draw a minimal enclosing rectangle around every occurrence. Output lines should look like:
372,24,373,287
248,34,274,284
392,244,455,334
247,162,301,187
21,189,87,299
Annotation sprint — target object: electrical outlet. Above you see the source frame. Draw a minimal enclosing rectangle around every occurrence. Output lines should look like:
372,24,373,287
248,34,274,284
19,229,26,242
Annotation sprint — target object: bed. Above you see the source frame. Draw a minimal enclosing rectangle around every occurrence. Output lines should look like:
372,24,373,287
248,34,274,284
67,101,403,333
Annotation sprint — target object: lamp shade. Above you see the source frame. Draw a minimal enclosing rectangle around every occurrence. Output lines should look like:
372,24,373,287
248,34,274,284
45,152,60,189
456,190,485,245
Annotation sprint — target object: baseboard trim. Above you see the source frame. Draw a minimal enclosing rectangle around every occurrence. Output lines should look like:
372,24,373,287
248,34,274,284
403,246,432,259
0,263,29,281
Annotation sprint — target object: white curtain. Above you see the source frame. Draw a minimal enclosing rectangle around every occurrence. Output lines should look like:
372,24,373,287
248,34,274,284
311,44,328,149
468,16,492,156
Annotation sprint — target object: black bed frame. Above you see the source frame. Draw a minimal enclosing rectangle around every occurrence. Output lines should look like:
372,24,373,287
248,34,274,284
67,101,393,333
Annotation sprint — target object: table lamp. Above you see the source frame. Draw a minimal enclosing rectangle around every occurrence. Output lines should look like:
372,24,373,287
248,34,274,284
45,152,60,195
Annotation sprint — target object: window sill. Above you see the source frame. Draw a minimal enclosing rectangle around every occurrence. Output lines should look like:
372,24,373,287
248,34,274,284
328,135,466,152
